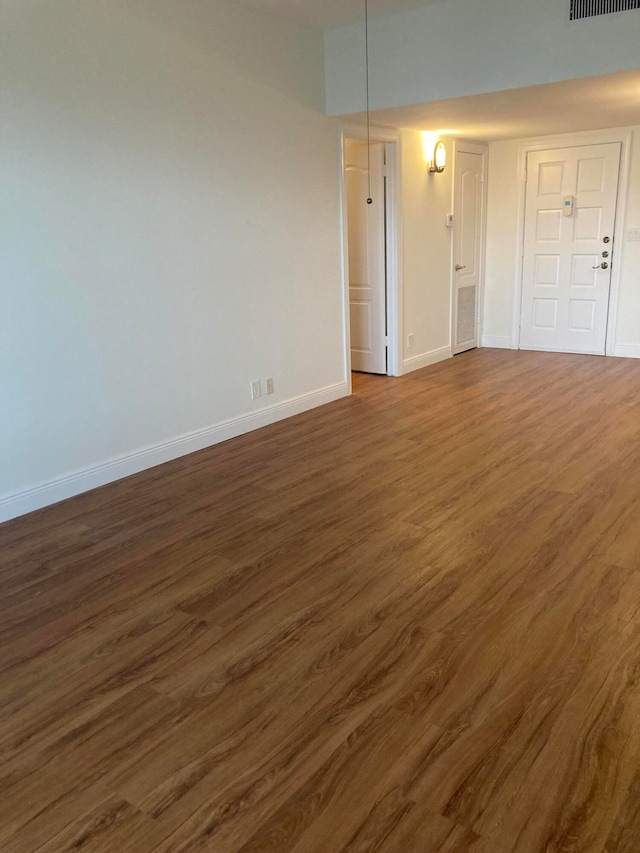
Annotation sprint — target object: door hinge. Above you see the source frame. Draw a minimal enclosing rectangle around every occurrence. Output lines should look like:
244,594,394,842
381,165,388,177
384,336,389,346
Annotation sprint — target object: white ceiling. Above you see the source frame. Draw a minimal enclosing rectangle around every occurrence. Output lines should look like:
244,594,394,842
236,0,443,29
344,72,640,142
235,1,640,141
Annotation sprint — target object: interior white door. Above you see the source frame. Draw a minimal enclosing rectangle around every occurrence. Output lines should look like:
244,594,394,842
345,139,386,374
453,148,485,355
520,143,621,355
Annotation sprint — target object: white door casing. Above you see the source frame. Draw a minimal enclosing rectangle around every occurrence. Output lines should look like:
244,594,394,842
453,146,486,355
345,139,387,374
520,142,621,355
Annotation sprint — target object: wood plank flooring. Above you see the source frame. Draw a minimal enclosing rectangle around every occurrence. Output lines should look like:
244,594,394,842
2,349,640,851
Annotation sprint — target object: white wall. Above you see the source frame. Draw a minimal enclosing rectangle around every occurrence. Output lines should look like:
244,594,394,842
483,140,521,348
401,132,453,370
483,126,640,354
0,0,345,520
615,131,640,354
325,0,640,116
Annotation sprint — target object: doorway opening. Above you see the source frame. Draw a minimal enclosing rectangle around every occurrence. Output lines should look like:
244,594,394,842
340,125,402,388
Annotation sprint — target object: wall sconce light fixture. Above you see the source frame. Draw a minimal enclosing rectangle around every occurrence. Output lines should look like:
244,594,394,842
429,140,447,174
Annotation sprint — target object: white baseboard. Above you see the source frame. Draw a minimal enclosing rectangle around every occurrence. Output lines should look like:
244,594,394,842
0,382,349,524
402,345,451,374
482,335,514,349
613,345,640,359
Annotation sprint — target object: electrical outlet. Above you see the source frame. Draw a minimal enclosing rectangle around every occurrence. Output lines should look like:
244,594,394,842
266,378,274,395
407,333,414,349
626,227,640,242
250,380,261,400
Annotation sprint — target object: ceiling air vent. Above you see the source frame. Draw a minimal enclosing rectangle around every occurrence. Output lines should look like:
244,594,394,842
570,0,640,20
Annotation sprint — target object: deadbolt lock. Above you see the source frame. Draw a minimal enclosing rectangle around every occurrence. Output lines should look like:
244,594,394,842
603,236,611,244
602,251,609,258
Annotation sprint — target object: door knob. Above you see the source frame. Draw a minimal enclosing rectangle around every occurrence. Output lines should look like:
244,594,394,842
592,262,609,270
455,264,466,271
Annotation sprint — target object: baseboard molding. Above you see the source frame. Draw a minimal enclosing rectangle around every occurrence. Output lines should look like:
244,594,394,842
613,345,640,359
0,381,349,524
482,336,514,349
402,345,451,374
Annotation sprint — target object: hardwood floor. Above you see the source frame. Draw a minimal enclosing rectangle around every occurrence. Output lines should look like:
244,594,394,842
2,349,640,852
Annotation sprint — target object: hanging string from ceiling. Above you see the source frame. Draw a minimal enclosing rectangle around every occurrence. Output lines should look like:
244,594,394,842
364,0,373,205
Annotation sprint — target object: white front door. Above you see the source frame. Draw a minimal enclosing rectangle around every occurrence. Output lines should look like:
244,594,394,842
345,139,386,374
520,143,621,355
452,146,486,355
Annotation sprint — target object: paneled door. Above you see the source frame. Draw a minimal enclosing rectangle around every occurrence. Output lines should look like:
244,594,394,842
345,139,386,374
452,145,486,355
520,143,621,354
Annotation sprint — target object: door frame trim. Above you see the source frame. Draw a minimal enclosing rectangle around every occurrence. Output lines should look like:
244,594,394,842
512,128,633,355
339,123,403,386
452,140,489,354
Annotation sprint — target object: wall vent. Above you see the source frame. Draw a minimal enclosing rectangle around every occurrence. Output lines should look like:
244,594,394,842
456,286,477,346
570,0,640,20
